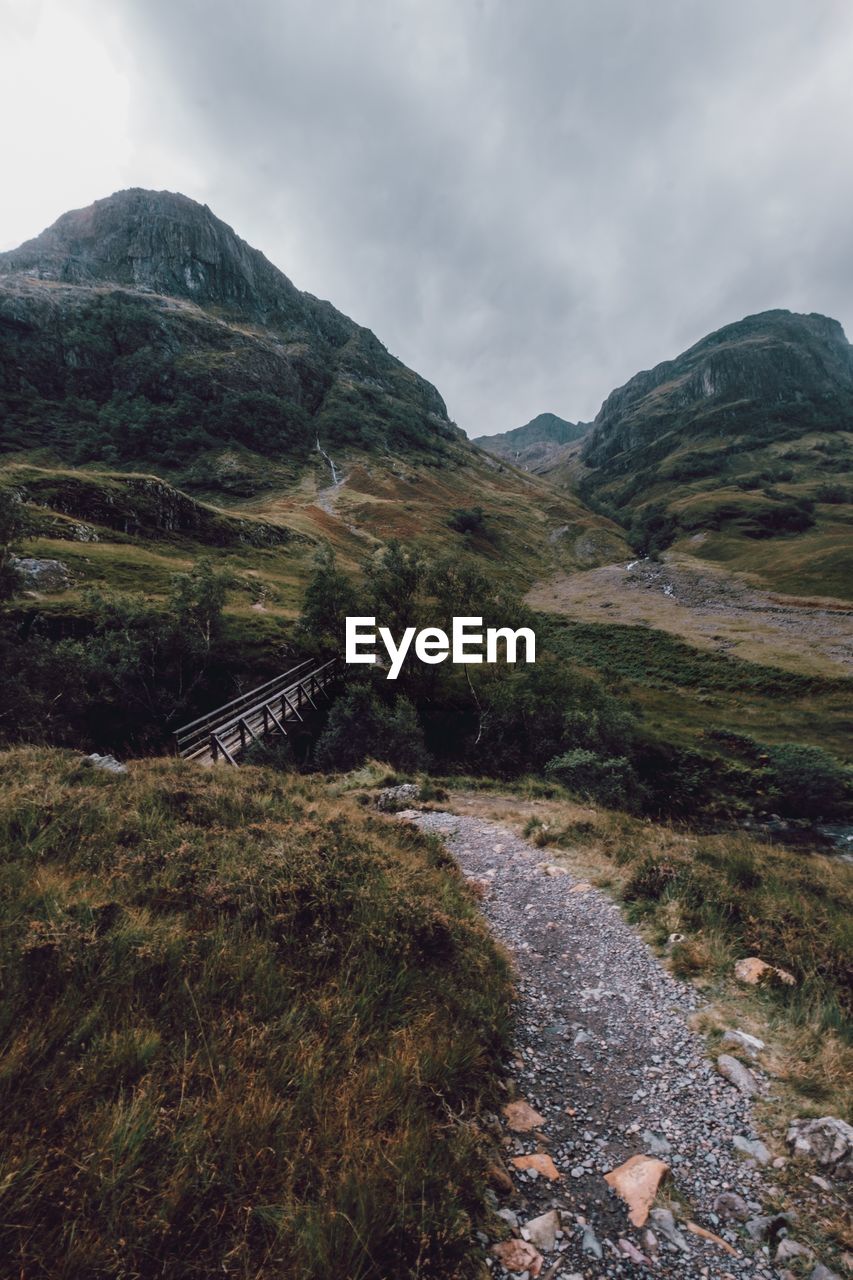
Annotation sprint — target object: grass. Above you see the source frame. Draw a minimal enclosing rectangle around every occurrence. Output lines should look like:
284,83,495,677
542,614,853,762
0,749,513,1279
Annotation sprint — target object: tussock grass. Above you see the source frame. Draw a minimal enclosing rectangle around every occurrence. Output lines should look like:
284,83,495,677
0,750,513,1278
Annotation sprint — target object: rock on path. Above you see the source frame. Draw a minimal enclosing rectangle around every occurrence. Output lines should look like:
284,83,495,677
406,811,784,1279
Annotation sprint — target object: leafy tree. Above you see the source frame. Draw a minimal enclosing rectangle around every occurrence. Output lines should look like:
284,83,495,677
50,561,233,751
170,559,231,651
295,547,359,656
545,749,640,809
628,503,678,558
765,744,851,819
365,541,426,634
0,489,24,601
314,684,427,772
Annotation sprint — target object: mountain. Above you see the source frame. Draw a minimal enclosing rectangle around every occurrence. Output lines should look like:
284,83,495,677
541,311,853,597
0,190,628,621
0,188,457,483
473,412,590,470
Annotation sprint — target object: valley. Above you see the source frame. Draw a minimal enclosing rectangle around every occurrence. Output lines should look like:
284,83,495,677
528,553,853,679
0,189,850,1280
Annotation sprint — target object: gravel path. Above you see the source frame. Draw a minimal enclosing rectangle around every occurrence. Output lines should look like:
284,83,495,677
405,810,787,1280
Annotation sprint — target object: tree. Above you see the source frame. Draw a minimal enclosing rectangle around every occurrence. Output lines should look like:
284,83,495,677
765,744,851,820
314,684,427,772
170,559,231,652
0,489,25,601
365,541,425,634
295,547,359,656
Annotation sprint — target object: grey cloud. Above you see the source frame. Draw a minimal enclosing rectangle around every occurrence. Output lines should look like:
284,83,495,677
104,0,853,433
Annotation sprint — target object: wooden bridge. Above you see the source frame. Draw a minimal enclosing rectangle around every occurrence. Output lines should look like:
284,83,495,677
174,658,340,765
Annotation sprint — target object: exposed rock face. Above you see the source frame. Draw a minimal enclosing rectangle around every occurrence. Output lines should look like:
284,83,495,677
2,188,354,338
12,470,300,549
10,556,71,592
581,310,853,473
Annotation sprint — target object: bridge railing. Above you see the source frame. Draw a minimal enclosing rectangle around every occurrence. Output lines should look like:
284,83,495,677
174,658,340,765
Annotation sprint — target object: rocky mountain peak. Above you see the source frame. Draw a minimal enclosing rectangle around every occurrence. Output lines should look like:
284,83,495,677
581,309,853,470
0,188,334,334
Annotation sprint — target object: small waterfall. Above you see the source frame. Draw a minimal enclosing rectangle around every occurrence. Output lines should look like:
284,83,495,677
316,437,342,486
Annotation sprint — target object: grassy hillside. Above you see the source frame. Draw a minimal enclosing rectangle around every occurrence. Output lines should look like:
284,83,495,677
538,312,853,597
0,749,512,1279
539,614,852,765
0,446,627,631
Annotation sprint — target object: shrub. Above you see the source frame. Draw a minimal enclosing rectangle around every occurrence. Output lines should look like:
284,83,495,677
315,684,428,772
623,854,684,901
815,483,849,504
448,506,487,535
545,749,640,809
765,744,851,820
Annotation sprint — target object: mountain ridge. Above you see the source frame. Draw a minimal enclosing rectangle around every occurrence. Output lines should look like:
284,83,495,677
473,412,590,471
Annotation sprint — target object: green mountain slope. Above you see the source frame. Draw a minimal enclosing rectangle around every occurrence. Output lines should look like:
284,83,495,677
0,188,458,482
0,191,627,621
543,311,853,597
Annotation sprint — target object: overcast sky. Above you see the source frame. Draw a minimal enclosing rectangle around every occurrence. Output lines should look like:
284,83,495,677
2,0,852,435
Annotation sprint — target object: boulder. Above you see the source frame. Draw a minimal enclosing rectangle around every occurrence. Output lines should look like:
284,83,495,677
580,1225,603,1259
733,1136,772,1165
713,1192,750,1221
375,783,420,811
734,956,796,986
11,556,70,592
648,1208,690,1253
81,753,128,775
511,1152,560,1181
503,1099,546,1132
717,1054,759,1097
721,1028,766,1058
776,1238,814,1264
787,1116,853,1179
492,1238,543,1276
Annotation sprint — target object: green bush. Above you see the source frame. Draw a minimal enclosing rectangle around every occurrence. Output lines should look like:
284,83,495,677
315,685,428,772
765,744,851,819
448,506,487,535
545,748,640,809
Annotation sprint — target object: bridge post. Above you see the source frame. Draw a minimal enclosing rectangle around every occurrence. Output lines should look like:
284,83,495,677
210,732,218,762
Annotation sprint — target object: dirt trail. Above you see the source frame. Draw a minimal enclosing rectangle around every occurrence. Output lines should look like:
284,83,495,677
405,810,794,1279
